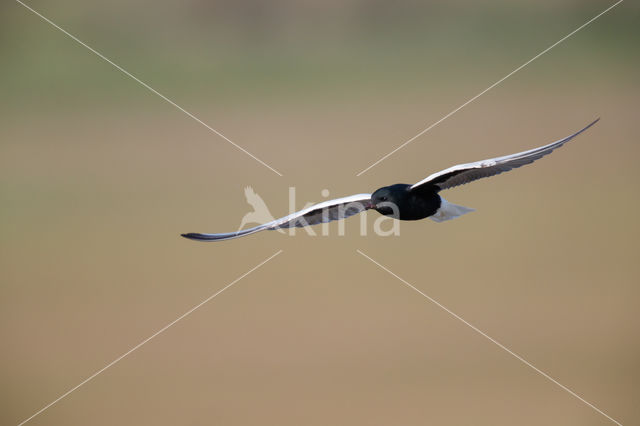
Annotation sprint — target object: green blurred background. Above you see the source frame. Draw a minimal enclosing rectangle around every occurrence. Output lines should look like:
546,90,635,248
1,0,638,425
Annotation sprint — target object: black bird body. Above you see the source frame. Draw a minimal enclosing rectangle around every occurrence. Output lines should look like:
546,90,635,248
371,184,441,220
182,119,599,242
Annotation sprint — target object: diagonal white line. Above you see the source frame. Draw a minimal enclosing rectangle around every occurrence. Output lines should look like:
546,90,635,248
17,250,283,426
15,0,283,177
356,249,623,426
356,0,624,176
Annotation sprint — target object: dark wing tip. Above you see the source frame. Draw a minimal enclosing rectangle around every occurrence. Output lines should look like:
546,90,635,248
181,233,213,241
564,117,600,141
582,117,600,131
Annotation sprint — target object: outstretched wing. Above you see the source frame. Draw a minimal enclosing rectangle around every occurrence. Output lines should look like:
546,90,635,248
182,193,372,242
410,119,599,193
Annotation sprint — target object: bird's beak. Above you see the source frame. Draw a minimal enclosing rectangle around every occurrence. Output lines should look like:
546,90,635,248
367,202,376,209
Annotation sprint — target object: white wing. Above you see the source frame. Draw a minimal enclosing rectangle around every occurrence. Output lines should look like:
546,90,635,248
410,119,599,192
182,193,372,242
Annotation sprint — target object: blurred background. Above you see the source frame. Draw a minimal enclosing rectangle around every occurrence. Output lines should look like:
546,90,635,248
1,0,638,425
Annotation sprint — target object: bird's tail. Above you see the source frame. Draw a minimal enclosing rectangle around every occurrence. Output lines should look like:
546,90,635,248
429,197,475,223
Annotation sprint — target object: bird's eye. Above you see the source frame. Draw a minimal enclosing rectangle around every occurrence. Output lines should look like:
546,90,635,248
380,196,387,201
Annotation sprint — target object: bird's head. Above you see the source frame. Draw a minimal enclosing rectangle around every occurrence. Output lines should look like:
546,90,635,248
370,185,405,217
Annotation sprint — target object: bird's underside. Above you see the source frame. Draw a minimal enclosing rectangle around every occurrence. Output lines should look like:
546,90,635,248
182,118,599,242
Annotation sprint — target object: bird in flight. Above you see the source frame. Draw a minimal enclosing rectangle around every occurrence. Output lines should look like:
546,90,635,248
182,119,599,242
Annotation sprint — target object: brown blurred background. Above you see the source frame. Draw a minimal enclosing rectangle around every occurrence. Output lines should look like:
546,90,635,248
1,0,639,425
